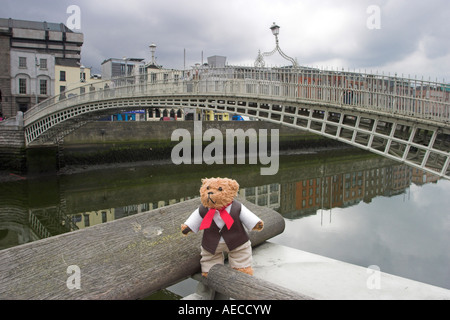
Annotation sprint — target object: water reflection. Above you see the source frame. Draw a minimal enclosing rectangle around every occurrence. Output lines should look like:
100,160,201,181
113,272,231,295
271,179,450,290
0,149,439,248
1,148,449,291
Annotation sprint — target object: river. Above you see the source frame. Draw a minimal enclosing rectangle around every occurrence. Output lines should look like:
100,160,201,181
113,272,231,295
0,147,449,299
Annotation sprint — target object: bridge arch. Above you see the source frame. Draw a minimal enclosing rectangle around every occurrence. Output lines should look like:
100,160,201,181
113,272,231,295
23,67,450,179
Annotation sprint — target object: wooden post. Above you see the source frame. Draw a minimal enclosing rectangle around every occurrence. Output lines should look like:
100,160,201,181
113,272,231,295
0,198,285,300
201,264,314,300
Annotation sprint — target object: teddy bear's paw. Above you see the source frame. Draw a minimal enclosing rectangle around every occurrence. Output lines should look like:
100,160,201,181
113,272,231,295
233,266,254,276
252,220,264,232
181,224,192,235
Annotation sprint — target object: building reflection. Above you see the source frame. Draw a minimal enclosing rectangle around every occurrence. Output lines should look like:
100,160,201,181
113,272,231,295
278,164,439,220
64,163,440,232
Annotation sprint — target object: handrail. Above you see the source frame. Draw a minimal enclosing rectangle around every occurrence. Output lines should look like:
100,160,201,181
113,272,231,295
24,66,450,126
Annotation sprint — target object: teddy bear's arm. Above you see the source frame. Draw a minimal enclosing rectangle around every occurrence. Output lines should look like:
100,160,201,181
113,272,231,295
181,224,192,235
252,220,264,231
240,204,264,232
181,208,202,236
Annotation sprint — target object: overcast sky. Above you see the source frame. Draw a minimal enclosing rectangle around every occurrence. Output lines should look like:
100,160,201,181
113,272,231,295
3,0,450,81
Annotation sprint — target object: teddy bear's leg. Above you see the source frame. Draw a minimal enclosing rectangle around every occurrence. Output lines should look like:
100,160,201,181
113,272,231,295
227,241,254,276
200,244,226,278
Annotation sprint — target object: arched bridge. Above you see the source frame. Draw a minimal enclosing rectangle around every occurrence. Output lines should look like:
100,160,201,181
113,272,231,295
23,66,450,179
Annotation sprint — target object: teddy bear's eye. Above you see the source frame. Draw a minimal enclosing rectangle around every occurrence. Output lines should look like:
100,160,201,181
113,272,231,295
207,186,210,190
218,187,223,191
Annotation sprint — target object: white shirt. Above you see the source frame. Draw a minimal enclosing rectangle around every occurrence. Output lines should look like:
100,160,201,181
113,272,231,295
184,202,261,242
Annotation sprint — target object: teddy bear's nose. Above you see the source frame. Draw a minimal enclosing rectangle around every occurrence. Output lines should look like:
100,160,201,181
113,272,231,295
208,192,213,195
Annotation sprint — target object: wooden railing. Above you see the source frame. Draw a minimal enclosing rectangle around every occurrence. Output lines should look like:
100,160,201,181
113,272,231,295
0,198,286,300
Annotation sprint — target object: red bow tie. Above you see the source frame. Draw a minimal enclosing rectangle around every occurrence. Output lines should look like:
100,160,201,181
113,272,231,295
199,203,234,230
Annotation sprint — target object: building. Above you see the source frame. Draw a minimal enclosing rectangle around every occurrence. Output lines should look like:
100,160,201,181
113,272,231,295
0,26,12,119
101,58,146,80
101,53,191,121
10,49,55,112
55,60,100,96
207,55,227,68
0,18,84,117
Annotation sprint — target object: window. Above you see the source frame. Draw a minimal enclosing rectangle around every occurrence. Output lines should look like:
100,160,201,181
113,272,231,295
60,86,66,93
39,80,47,95
60,70,66,81
39,59,47,69
19,57,27,68
19,78,27,94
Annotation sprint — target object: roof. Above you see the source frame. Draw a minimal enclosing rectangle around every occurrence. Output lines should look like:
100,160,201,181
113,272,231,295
55,57,81,67
0,17,79,33
101,58,145,65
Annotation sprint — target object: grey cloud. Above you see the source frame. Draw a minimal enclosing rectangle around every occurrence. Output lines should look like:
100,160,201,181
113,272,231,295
2,0,449,79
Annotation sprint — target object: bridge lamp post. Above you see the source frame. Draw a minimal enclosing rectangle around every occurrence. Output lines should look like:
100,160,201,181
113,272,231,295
255,22,298,68
270,22,280,44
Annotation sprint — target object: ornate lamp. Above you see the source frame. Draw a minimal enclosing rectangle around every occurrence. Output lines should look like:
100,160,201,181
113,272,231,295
255,22,298,68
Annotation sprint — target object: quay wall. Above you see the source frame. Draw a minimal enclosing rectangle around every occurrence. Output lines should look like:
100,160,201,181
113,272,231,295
0,121,347,175
62,121,345,166
0,126,26,172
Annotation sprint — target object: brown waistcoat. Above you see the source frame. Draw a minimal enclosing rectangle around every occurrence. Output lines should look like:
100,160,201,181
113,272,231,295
199,200,250,254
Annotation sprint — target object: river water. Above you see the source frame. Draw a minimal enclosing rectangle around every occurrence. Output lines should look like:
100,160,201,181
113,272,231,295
0,147,449,298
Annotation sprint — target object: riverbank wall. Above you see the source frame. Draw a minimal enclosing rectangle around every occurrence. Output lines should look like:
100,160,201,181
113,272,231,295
61,121,345,166
0,126,26,173
0,120,348,175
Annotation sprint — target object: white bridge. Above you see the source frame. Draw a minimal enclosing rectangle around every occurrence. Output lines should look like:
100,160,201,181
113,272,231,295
23,66,450,179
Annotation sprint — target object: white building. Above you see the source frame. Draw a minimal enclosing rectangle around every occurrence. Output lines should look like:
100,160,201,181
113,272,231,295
10,49,55,112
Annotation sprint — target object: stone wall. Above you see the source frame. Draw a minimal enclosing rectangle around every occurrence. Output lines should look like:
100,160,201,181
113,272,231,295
62,121,344,166
0,126,26,172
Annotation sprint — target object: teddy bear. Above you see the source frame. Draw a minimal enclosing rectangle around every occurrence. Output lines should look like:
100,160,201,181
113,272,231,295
181,177,264,277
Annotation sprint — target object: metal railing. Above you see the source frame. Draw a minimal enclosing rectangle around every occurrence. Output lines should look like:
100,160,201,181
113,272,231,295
24,66,450,127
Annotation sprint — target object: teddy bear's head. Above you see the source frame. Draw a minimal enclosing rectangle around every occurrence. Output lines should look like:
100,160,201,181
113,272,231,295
200,177,239,209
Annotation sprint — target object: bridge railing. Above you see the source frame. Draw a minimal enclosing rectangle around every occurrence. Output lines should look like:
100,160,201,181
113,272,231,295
24,66,450,126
